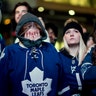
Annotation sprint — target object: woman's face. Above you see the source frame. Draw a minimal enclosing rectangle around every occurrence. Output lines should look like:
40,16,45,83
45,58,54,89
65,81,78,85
20,22,41,41
15,6,28,23
64,28,80,45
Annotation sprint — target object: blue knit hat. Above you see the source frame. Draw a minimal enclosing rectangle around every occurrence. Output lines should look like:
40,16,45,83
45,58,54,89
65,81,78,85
63,21,83,37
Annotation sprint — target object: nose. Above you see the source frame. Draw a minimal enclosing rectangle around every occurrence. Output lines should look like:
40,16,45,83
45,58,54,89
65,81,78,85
70,32,75,37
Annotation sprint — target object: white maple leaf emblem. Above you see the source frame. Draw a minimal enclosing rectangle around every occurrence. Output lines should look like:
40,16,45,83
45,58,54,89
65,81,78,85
21,67,52,96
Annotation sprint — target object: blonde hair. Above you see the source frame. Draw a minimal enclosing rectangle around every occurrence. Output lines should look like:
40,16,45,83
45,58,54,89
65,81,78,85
63,34,86,65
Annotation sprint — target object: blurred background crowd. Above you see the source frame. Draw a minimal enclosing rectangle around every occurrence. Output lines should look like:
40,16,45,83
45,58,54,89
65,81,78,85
0,0,96,50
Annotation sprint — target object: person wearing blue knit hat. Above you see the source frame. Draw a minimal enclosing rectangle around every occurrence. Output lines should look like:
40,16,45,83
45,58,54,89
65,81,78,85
58,18,86,96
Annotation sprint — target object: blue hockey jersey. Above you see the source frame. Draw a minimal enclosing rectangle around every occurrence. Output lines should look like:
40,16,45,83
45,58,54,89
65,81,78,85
0,42,62,96
59,49,82,95
81,45,96,96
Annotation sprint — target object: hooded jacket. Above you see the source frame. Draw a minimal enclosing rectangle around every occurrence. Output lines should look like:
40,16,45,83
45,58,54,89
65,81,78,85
16,12,47,48
0,13,63,96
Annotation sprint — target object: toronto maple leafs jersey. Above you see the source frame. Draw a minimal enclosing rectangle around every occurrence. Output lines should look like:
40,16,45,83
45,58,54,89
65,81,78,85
59,49,82,95
0,42,62,96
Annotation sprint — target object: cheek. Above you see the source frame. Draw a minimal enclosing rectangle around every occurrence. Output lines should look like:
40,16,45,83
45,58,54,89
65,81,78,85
73,32,80,40
15,15,17,20
64,35,69,42
15,14,19,23
75,35,80,42
72,35,80,44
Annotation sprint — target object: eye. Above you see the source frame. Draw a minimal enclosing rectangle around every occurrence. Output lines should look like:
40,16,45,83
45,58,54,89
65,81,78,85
65,30,70,34
15,11,19,14
74,29,79,33
27,25,32,29
22,10,27,13
23,25,31,30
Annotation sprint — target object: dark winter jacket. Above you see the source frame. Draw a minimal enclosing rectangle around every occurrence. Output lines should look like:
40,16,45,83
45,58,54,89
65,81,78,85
59,48,82,96
81,45,96,96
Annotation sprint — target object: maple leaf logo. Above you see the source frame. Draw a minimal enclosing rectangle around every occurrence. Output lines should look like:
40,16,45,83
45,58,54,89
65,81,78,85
21,67,52,96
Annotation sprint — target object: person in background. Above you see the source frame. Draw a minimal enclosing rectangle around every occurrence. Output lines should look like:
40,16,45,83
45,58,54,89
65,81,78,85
45,22,58,46
0,12,66,96
80,22,96,96
0,0,6,54
82,23,95,50
58,18,86,96
11,1,34,43
11,1,50,43
86,34,95,50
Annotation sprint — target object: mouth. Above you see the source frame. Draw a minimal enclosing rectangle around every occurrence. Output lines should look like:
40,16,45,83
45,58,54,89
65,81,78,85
70,38,74,40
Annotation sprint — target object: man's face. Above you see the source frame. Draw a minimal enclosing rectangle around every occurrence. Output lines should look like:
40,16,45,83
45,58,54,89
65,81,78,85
15,6,28,23
47,28,57,44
